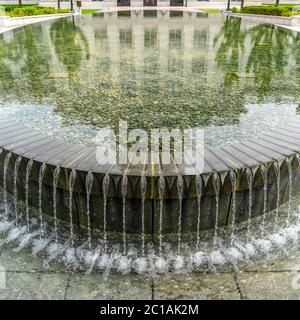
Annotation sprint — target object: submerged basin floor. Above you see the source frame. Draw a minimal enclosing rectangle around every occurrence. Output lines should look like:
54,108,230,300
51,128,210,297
0,12,300,146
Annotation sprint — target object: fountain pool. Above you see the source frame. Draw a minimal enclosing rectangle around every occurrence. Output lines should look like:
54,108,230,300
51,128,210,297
1,11,300,273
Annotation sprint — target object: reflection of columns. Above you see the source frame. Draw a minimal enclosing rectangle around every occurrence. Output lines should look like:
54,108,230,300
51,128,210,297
183,24,194,89
206,23,219,84
84,22,96,67
158,23,168,90
133,24,144,90
44,23,67,81
107,22,120,84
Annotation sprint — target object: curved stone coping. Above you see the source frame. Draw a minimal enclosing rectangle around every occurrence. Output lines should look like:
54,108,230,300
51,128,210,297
0,13,79,34
1,117,300,179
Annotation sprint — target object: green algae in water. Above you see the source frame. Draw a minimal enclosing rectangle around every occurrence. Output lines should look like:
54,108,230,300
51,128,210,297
0,12,300,145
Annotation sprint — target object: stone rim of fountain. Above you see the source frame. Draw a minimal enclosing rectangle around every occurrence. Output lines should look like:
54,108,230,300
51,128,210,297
1,116,300,197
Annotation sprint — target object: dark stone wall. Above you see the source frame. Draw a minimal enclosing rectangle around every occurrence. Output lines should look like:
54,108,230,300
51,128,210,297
0,149,299,235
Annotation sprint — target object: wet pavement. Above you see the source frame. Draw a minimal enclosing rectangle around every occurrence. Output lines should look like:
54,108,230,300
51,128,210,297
1,240,300,300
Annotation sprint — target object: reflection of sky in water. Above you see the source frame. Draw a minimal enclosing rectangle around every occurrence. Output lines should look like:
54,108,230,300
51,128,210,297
0,102,297,147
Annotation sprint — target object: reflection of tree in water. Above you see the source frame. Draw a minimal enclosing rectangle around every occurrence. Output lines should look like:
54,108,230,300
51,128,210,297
292,32,300,114
214,17,298,108
0,36,14,93
50,18,90,80
21,27,54,102
212,17,248,124
0,25,55,104
214,17,246,88
246,24,289,101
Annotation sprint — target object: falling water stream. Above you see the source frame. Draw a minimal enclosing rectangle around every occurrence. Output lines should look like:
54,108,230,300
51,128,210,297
229,170,237,246
25,159,33,231
68,169,76,247
158,175,165,256
121,174,128,255
260,164,268,236
53,166,60,242
140,175,147,256
38,163,47,238
245,167,253,242
177,175,184,254
103,173,110,253
13,155,22,226
85,171,94,249
296,154,300,223
274,161,281,226
213,172,220,247
3,152,12,218
195,175,203,251
286,157,293,225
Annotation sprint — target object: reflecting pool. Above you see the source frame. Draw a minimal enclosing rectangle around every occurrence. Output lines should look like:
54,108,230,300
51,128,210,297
0,11,300,146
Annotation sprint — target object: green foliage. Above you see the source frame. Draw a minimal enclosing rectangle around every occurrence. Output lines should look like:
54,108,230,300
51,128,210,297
233,5,300,17
4,6,69,17
81,9,100,15
2,5,35,11
201,9,220,14
262,4,297,8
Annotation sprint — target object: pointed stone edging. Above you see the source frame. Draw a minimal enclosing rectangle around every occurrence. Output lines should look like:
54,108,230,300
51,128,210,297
1,115,300,233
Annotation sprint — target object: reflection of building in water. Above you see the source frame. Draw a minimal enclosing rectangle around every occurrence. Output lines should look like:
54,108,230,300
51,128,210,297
57,11,224,90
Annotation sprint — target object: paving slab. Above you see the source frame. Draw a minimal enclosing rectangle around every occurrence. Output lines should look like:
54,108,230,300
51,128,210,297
236,270,300,300
153,273,240,300
65,272,152,300
0,242,67,273
0,271,69,300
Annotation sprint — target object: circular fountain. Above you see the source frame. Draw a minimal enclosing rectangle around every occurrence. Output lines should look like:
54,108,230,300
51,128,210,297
1,10,300,272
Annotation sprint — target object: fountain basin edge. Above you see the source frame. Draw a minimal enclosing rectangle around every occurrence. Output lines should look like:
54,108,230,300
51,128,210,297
1,118,300,234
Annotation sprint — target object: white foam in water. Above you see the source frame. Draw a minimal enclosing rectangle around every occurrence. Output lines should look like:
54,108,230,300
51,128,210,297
209,249,227,266
235,242,256,260
192,251,207,267
115,255,132,275
1,199,300,274
98,253,110,270
84,246,101,274
284,225,300,241
6,225,27,243
0,220,13,232
32,237,52,256
254,239,273,253
43,242,66,268
63,247,80,270
268,233,287,248
154,256,169,273
13,230,39,252
134,257,148,274
173,255,185,273
224,247,244,264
